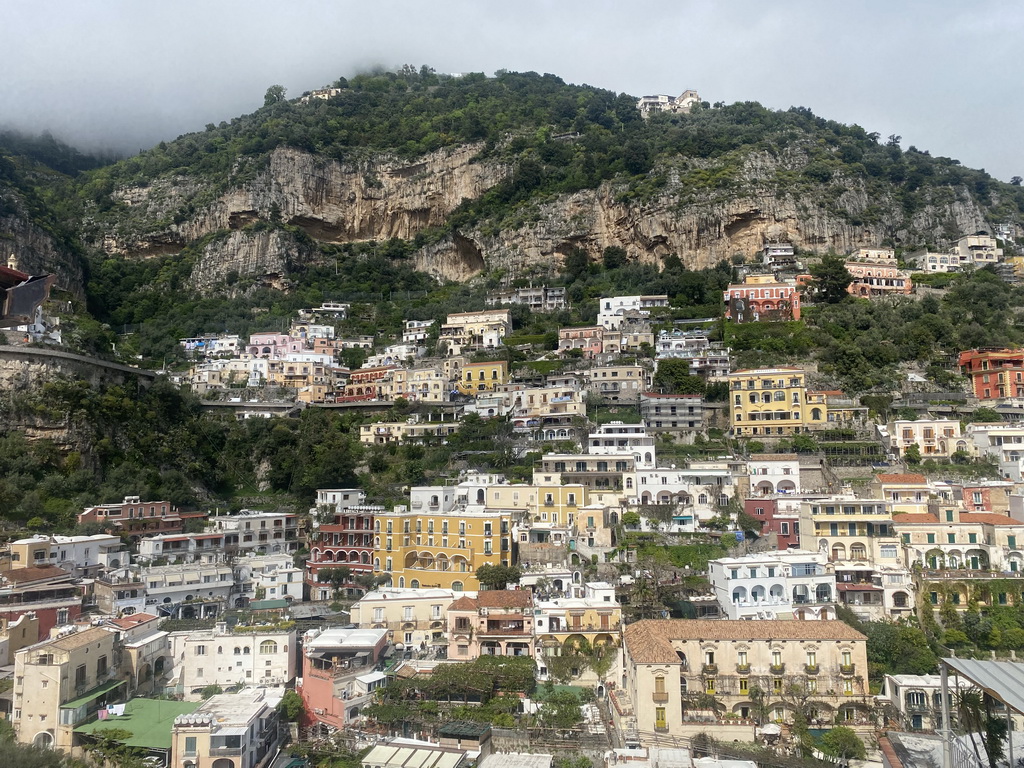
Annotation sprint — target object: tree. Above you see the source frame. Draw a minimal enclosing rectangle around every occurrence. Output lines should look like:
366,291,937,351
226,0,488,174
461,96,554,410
319,566,352,599
201,684,223,699
277,689,304,722
903,443,922,464
1011,176,1022,186
653,358,705,395
820,726,867,762
539,690,583,729
264,85,287,106
475,564,522,590
970,407,1002,424
563,248,590,281
809,254,853,304
602,246,628,270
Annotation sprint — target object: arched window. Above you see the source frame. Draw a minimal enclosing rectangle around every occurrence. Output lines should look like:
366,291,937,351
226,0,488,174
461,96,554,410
243,646,251,655
217,646,223,654
260,640,278,654
452,581,464,592
233,647,241,655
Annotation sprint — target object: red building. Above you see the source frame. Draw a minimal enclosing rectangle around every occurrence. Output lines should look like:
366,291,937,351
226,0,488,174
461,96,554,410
958,348,1024,400
0,566,84,636
306,507,377,593
744,496,805,550
77,495,206,537
723,275,801,323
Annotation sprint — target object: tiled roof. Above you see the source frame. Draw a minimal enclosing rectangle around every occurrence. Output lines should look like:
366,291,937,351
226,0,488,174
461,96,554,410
47,627,112,651
110,613,160,629
875,474,928,484
961,513,1022,526
477,590,532,609
0,565,70,583
749,453,799,461
447,596,477,611
892,514,939,524
623,620,865,664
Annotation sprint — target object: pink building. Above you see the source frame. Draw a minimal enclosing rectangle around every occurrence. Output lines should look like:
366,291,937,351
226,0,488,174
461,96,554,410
247,333,305,358
298,627,390,732
559,326,609,358
77,495,205,537
447,590,533,660
845,261,912,297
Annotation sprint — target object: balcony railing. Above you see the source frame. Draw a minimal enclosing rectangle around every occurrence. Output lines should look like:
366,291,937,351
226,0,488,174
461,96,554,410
735,664,751,675
770,663,785,675
805,664,819,675
840,663,856,676
652,691,669,703
702,663,718,675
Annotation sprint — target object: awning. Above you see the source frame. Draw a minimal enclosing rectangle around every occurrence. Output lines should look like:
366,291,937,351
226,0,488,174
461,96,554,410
215,726,249,736
60,679,125,710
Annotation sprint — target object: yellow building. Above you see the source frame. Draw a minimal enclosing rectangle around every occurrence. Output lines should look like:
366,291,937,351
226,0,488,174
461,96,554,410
456,360,508,395
535,581,621,683
728,367,825,437
373,485,513,591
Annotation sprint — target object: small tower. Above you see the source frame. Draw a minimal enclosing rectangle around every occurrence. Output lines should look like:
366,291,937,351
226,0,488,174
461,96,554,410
6,253,17,271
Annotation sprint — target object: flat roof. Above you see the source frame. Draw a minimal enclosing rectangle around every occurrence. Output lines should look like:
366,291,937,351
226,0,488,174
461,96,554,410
76,698,199,749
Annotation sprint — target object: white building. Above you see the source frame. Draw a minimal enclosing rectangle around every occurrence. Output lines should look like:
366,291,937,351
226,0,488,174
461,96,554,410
403,319,436,344
747,453,802,495
596,295,669,330
235,553,304,602
366,343,425,368
9,534,123,579
629,459,739,531
170,688,285,766
588,422,657,468
168,623,297,699
209,510,301,555
140,562,236,618
708,550,836,620
879,674,970,732
967,424,1024,481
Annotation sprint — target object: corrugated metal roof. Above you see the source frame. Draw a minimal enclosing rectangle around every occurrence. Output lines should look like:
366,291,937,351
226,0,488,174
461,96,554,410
943,657,1024,714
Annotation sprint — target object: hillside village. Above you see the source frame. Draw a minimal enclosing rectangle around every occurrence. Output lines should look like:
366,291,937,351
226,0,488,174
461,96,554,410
7,224,1024,768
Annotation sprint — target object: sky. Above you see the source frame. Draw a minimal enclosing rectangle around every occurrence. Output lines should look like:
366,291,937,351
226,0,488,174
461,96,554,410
4,0,1022,180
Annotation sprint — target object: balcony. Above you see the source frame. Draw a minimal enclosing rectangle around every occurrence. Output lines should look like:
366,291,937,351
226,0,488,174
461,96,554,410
840,663,856,676
702,663,718,675
652,691,669,703
770,663,785,675
735,664,751,675
805,664,819,675
210,748,244,757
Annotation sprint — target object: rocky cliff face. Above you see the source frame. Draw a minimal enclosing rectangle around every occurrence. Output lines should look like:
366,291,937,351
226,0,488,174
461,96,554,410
97,142,992,288
0,187,85,298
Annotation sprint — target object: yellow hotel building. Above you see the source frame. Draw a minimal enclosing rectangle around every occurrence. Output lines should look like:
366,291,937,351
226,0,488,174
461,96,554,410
456,360,508,395
373,483,513,591
728,367,825,437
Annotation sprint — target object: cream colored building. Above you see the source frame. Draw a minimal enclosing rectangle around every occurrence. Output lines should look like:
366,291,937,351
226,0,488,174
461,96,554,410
880,419,969,460
350,588,460,650
439,310,511,355
170,688,285,768
167,624,296,700
622,620,869,738
359,416,460,445
13,627,125,750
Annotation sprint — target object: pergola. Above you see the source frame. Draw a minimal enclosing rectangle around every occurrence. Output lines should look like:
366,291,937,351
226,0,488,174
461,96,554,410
939,657,1024,768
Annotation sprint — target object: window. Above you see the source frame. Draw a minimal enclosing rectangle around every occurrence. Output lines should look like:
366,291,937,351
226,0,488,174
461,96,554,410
706,679,716,694
260,640,278,654
771,650,782,666
655,706,667,730
185,737,197,757
773,678,783,692
948,533,956,544
739,678,748,693
195,645,206,656
927,533,935,544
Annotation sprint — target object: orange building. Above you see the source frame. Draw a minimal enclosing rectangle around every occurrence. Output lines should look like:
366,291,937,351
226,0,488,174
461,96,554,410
845,261,913,297
959,348,1024,400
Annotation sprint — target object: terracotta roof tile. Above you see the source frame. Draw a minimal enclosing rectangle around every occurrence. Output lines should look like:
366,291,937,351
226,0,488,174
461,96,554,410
892,514,939,524
0,565,71,584
750,454,799,461
448,596,477,611
477,590,532,609
961,513,1022,526
624,620,865,664
874,474,928,484
109,613,160,629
